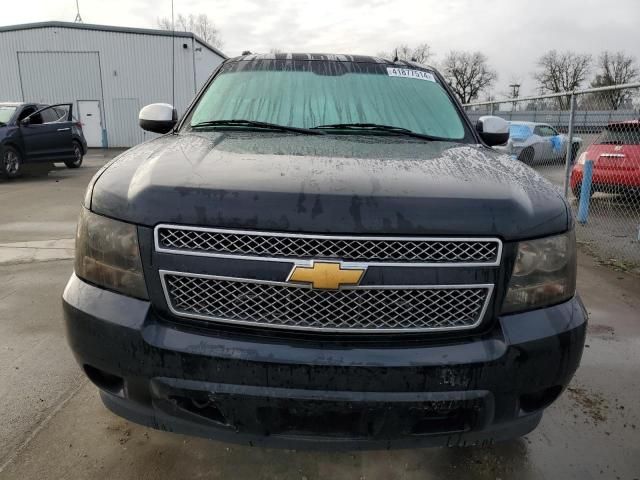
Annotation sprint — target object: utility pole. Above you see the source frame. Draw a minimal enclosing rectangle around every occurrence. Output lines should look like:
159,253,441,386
74,0,83,23
509,83,520,111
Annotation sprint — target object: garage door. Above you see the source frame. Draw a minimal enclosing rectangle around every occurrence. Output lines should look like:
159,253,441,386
17,51,104,146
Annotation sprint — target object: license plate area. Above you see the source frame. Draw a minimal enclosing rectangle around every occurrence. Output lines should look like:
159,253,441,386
253,399,480,437
151,378,489,439
597,155,626,169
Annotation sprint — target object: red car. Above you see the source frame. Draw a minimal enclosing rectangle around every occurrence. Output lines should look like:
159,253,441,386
570,120,640,199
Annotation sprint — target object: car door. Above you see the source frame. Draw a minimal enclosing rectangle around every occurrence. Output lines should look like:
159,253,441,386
544,125,565,159
46,104,75,157
17,105,43,161
19,104,73,161
535,124,564,160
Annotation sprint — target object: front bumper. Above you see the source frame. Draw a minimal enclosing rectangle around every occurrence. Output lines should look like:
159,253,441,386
63,274,587,449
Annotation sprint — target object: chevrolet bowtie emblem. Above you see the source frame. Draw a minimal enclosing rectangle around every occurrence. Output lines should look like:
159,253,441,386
287,261,366,290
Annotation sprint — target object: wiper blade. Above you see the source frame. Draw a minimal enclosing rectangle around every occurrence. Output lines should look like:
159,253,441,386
190,119,323,135
311,123,444,141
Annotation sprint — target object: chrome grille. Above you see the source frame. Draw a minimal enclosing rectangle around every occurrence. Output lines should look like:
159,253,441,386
156,226,501,265
161,272,492,333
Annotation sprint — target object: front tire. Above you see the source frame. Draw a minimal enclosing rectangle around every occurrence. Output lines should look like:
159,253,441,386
64,142,84,169
1,146,23,179
518,146,535,164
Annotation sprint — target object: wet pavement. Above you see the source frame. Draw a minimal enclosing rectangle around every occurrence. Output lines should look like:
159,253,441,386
1,150,639,479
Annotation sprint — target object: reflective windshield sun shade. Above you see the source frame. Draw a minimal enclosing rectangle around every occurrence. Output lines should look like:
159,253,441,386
189,62,466,140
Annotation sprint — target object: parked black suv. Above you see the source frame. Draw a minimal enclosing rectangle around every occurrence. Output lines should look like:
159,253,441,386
0,102,87,178
63,54,586,449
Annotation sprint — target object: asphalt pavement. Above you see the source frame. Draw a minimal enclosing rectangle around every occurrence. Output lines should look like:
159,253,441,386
0,150,639,479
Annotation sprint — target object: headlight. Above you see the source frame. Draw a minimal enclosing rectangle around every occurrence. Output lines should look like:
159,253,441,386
501,231,576,314
75,208,148,299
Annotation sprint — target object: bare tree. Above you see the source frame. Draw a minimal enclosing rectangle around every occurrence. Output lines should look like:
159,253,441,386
157,13,222,49
441,51,497,104
590,51,639,109
534,50,591,108
378,43,433,64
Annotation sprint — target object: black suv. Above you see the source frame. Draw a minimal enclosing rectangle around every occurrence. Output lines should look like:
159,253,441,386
0,102,87,179
63,54,586,449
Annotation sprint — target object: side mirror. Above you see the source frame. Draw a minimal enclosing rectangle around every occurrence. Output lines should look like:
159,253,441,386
476,116,509,146
20,117,31,126
139,103,177,134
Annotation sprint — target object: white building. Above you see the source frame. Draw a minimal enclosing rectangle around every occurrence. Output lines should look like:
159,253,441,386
0,21,226,147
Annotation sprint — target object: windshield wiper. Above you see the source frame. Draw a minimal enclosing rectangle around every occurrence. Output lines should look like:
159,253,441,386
190,119,324,135
311,123,445,141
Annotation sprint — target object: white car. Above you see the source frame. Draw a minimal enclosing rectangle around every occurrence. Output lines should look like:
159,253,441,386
495,121,582,163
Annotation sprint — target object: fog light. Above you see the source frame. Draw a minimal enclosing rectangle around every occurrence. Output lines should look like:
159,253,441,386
520,385,563,412
83,364,124,395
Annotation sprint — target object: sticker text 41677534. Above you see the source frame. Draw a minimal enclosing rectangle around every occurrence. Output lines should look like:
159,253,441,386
386,67,436,82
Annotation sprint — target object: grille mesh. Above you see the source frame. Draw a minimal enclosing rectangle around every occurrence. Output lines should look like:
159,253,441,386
163,274,489,332
157,227,500,264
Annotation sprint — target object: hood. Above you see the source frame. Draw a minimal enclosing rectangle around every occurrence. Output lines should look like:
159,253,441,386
0,124,18,142
90,132,569,240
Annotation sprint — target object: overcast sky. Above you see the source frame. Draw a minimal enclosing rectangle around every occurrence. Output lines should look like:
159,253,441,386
2,0,639,97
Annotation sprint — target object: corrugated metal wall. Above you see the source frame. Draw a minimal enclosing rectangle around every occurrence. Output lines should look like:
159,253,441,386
195,40,222,92
111,98,144,147
0,26,224,147
18,51,102,104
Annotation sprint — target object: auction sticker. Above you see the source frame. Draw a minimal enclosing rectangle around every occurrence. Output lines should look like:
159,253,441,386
387,67,436,82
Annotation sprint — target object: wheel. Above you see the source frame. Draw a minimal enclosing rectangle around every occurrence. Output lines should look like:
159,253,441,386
1,146,23,179
64,142,84,168
517,146,535,164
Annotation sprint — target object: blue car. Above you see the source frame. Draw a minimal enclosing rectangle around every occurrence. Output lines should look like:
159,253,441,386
0,102,88,179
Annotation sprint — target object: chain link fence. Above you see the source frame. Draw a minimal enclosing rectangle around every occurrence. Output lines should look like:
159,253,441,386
464,83,640,270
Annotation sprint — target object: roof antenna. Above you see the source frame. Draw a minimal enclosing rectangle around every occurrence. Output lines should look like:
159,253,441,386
171,0,175,114
393,48,398,63
74,0,83,22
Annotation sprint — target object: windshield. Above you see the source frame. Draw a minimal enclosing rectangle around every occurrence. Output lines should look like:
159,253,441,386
0,106,16,125
597,124,640,144
187,60,468,140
